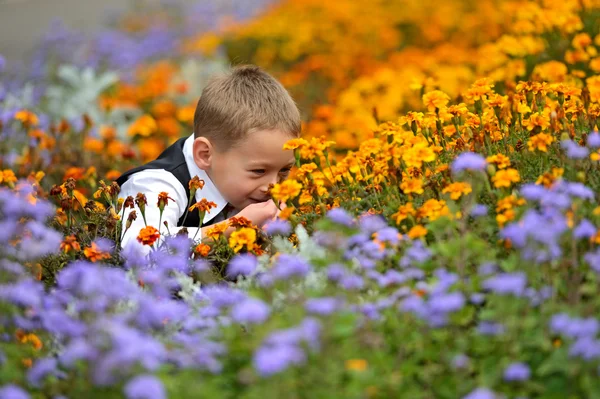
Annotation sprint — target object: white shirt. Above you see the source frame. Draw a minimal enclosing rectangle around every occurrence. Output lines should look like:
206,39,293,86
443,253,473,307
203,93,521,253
118,133,229,254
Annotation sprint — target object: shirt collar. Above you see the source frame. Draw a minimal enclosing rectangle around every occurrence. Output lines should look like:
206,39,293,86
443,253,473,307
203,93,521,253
183,133,228,224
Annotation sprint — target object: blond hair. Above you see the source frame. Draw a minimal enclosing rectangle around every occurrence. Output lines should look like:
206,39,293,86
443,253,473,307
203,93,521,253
193,65,301,149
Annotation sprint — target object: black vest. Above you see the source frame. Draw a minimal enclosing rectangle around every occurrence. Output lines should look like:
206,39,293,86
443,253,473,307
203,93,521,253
116,138,202,227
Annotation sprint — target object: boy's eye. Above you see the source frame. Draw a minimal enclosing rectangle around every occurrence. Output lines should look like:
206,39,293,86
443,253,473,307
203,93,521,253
251,169,266,175
279,168,291,176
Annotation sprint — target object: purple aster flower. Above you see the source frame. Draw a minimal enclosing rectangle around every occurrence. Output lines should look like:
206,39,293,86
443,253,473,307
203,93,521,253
478,262,497,276
339,274,364,290
230,298,270,324
428,292,465,313
477,321,505,336
326,263,346,282
587,131,600,148
561,140,589,159
326,208,355,227
27,357,64,387
253,344,306,376
124,375,166,399
226,253,258,279
305,297,340,315
451,354,470,370
201,285,246,309
563,182,594,200
584,248,600,273
59,339,98,366
359,214,388,234
470,204,488,217
271,254,311,280
399,240,432,268
503,362,531,381
574,219,596,239
520,183,547,201
0,384,29,399
482,272,527,296
463,388,496,399
0,54,5,74
470,293,485,305
375,227,400,245
264,219,292,236
451,152,487,173
569,337,600,360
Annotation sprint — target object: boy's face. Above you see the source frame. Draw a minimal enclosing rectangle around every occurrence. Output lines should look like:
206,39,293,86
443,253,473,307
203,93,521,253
196,129,296,210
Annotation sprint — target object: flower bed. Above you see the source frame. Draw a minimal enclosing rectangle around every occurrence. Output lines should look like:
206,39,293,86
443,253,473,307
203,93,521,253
2,0,600,398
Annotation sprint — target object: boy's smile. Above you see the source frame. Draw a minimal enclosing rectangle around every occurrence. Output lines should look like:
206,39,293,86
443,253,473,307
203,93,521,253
193,129,296,210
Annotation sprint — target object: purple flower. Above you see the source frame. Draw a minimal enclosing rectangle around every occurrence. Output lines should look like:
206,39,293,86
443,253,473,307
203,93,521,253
326,208,355,227
271,254,311,280
550,314,599,338
339,274,364,290
264,219,292,236
587,131,600,148
124,375,166,399
584,248,600,273
569,337,600,360
230,298,270,324
359,214,388,234
478,262,497,276
451,354,470,370
305,297,340,315
563,182,594,200
253,344,306,376
463,388,496,399
226,254,258,279
428,292,465,313
0,384,29,399
520,184,547,201
477,321,505,336
482,272,527,296
503,362,531,381
326,263,346,282
375,227,400,245
0,54,5,74
574,219,596,239
27,357,65,387
399,240,432,268
451,152,487,173
561,140,589,159
470,204,488,217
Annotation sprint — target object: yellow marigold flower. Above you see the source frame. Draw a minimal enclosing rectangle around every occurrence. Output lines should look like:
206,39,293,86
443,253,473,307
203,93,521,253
283,138,309,150
392,203,415,224
400,177,424,195
271,180,303,203
229,227,257,253
528,133,555,152
136,226,160,247
536,167,564,188
486,154,511,169
0,170,18,186
442,182,472,200
14,110,39,127
408,225,428,239
418,199,450,221
128,114,157,137
345,359,368,372
83,242,112,262
422,90,450,111
402,142,436,169
492,168,521,188
299,189,313,205
18,332,43,351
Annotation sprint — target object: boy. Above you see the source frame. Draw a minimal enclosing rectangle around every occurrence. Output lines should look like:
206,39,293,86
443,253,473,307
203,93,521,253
117,65,301,252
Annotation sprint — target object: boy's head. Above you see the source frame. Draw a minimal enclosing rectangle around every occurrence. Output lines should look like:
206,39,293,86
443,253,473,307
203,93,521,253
192,65,301,210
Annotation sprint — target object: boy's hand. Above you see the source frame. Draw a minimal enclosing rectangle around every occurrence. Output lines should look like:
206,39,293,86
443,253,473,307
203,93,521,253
237,200,279,227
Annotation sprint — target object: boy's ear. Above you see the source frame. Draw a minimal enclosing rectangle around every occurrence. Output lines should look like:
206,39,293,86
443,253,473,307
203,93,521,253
192,137,213,171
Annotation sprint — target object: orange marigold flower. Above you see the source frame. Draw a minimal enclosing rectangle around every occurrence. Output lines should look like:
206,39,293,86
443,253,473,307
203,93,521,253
528,133,555,152
194,243,211,257
189,198,217,213
15,110,39,127
442,182,472,200
137,226,160,246
400,177,424,195
492,168,521,188
283,138,309,150
205,222,228,240
128,114,157,137
83,242,111,262
345,359,368,372
392,203,415,224
60,235,81,253
157,192,175,210
228,216,254,228
0,170,18,186
422,90,450,111
189,176,205,193
229,227,258,253
408,225,428,239
270,180,303,203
